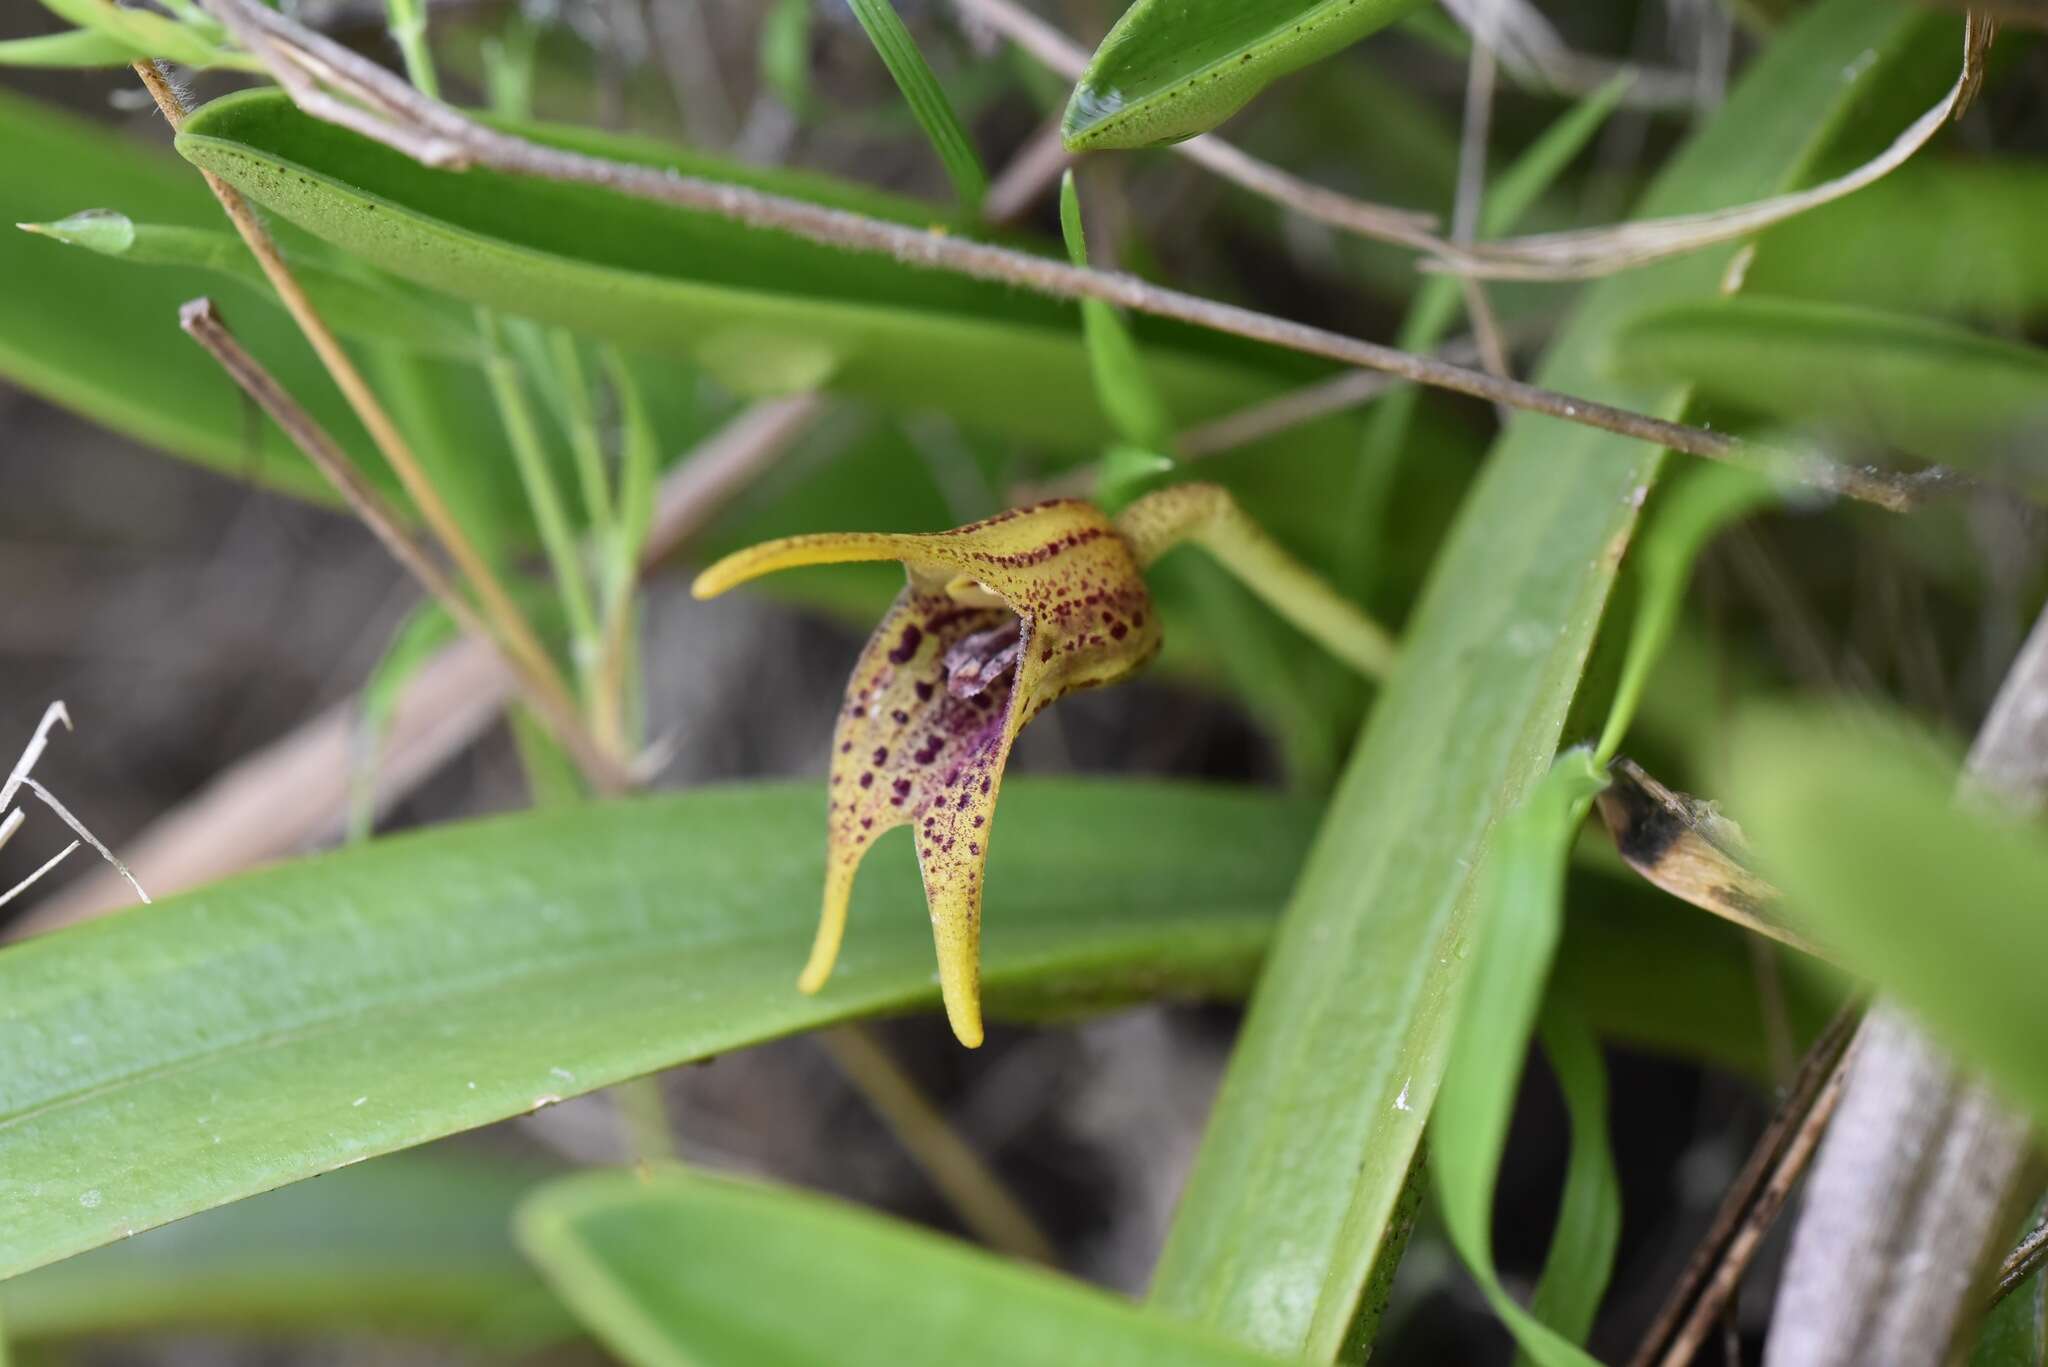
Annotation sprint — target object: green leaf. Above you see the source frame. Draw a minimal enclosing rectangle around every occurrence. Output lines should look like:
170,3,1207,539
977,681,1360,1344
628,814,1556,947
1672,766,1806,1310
0,88,387,506
0,780,1311,1279
1432,752,1610,1367
348,599,467,842
1059,171,1175,453
175,89,1300,448
517,1166,1287,1367
1747,162,2048,328
0,1153,570,1348
0,27,139,68
1147,3,1947,1356
1724,707,2048,1132
1595,463,1777,763
17,210,481,360
1342,71,1633,603
1062,0,1425,150
1610,296,2048,486
33,0,246,68
1524,1002,1623,1359
845,0,988,212
759,0,815,114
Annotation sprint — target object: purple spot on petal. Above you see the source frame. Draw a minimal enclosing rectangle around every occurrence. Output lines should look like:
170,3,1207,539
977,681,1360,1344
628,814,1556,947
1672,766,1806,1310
858,772,874,789
887,624,923,664
872,747,889,765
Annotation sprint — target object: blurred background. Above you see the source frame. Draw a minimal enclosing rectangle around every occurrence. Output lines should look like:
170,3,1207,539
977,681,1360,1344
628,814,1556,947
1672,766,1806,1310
2,0,2044,1362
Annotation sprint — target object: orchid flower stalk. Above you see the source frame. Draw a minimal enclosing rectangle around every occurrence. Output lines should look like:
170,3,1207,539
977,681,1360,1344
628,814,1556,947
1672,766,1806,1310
694,482,1391,1046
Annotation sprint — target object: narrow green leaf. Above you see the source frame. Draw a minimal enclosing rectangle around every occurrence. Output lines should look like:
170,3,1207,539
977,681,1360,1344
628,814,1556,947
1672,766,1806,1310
517,1167,1287,1367
1063,0,1425,150
1343,72,1633,602
0,27,138,67
1747,162,2048,328
175,89,1302,449
1433,752,1610,1367
507,705,590,809
1609,296,2048,486
0,780,1311,1279
348,600,466,843
1596,464,1777,764
33,0,248,69
846,0,988,212
0,89,388,505
0,1153,569,1348
17,210,481,360
1149,4,1945,1356
1059,172,1175,453
1097,443,1178,511
760,0,815,114
1523,1001,1623,1361
1724,707,2048,1131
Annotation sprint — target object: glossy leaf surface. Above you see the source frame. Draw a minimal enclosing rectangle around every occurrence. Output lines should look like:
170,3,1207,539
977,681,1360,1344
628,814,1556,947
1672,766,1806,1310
0,780,1311,1279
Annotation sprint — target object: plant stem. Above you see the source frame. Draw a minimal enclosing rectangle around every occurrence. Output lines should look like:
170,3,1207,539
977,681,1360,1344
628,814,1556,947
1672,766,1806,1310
191,0,1946,513
1118,485,1397,681
819,1026,1057,1265
381,0,439,98
549,330,618,544
477,314,603,670
130,57,610,787
178,298,627,792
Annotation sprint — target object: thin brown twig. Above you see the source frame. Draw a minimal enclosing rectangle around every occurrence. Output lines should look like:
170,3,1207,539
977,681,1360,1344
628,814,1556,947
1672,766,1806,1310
819,1026,1058,1265
1629,1002,1863,1367
191,0,1945,513
130,57,602,779
1451,19,1515,386
178,298,631,791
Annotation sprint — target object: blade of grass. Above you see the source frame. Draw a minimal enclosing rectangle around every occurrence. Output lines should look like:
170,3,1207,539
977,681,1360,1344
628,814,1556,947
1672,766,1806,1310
1146,4,1945,1357
847,0,987,213
1432,751,1610,1367
1523,1000,1623,1362
1342,72,1633,602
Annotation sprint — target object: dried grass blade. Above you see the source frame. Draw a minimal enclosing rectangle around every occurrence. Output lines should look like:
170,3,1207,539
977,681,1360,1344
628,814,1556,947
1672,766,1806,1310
1428,14,1994,281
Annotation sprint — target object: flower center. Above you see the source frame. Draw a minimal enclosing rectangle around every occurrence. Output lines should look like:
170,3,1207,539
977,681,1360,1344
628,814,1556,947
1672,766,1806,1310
942,618,1024,700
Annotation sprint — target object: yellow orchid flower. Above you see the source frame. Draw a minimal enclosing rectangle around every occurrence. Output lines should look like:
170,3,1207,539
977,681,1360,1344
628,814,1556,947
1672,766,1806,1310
694,482,1392,1047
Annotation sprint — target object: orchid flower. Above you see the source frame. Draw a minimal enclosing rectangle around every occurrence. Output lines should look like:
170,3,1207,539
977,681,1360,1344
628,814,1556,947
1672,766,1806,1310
694,482,1392,1046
